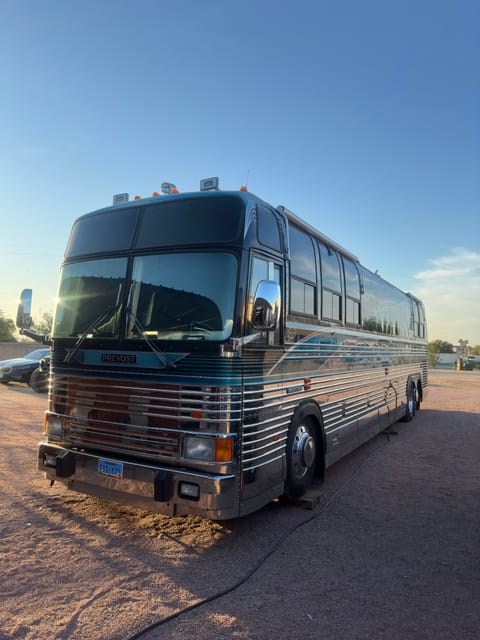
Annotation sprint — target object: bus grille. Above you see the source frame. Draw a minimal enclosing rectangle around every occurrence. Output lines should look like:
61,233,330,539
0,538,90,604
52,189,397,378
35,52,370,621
52,375,240,462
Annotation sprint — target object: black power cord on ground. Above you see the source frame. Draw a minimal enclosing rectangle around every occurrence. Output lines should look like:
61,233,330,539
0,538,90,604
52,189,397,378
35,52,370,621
125,436,390,640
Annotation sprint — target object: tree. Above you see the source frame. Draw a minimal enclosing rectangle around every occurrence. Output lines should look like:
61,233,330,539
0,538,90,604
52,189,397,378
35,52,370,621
0,311,17,342
429,339,454,353
428,340,454,368
458,339,470,356
33,312,53,336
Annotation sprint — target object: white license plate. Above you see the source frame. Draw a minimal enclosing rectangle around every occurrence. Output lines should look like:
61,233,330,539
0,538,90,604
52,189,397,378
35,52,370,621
98,459,123,479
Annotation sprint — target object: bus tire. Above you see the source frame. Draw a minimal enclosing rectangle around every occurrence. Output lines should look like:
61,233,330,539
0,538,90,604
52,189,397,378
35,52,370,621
284,414,319,499
401,381,416,422
29,368,48,393
416,381,422,410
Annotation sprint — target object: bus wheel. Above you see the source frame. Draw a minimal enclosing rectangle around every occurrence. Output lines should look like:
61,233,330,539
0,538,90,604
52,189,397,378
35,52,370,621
402,381,416,422
284,416,318,499
29,369,48,393
416,382,422,410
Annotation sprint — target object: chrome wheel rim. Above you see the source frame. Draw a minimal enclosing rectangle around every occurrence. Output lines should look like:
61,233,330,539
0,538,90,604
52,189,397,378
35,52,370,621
291,424,316,480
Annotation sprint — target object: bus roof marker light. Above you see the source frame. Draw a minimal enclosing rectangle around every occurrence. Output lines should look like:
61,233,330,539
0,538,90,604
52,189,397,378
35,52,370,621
200,177,219,191
112,193,129,206
240,185,248,191
161,182,177,195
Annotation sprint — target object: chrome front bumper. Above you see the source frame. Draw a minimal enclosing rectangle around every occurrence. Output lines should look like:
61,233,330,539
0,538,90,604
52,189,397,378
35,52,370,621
38,442,238,519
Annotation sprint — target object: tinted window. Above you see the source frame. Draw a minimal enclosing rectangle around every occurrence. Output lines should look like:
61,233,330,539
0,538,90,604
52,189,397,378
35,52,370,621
257,206,281,250
319,243,341,292
127,253,237,341
53,258,127,338
346,298,360,325
343,258,360,299
361,267,411,336
322,290,342,321
291,279,316,315
418,302,426,338
343,257,361,325
248,256,281,340
66,208,140,257
249,256,281,297
137,197,244,248
319,243,342,321
289,226,316,281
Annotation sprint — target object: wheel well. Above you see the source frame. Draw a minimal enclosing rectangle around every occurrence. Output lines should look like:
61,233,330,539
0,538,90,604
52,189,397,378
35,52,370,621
292,402,326,482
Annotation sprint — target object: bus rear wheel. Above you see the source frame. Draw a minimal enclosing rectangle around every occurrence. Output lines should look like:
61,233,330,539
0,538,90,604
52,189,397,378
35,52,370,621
284,415,318,499
401,381,416,422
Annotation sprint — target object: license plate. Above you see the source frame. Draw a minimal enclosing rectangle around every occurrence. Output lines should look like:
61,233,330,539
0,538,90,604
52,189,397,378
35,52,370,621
98,459,123,479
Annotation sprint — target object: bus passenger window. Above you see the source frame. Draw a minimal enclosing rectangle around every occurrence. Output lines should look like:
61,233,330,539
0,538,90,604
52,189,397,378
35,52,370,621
319,243,342,321
418,302,426,338
289,225,317,316
342,257,361,325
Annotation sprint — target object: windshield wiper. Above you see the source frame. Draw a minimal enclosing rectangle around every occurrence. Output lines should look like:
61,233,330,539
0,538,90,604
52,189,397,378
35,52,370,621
65,285,122,364
127,308,176,369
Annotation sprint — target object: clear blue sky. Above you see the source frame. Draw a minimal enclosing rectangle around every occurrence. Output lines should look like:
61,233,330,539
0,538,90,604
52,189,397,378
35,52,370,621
1,0,479,345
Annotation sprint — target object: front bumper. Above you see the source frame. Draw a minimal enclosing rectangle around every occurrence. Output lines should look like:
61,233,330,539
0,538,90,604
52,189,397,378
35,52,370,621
38,442,238,519
0,368,31,383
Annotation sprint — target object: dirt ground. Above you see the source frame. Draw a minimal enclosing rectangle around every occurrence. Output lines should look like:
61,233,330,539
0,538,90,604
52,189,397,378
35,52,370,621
0,370,479,640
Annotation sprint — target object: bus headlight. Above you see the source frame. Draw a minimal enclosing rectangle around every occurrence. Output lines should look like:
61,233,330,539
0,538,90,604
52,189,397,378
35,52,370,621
44,412,63,439
184,436,215,462
183,435,234,463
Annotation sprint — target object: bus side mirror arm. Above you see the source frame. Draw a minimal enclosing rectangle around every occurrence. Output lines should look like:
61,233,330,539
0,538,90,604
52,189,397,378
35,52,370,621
19,328,52,346
221,332,262,357
220,280,281,358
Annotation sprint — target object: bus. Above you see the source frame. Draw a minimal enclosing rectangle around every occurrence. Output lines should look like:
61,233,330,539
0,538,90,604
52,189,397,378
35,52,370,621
18,178,428,520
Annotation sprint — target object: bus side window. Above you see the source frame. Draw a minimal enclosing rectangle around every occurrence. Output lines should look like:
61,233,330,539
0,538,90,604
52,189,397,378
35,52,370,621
248,256,281,340
413,302,419,337
257,205,282,251
408,296,417,337
319,243,342,322
416,301,425,338
342,257,361,325
289,225,317,316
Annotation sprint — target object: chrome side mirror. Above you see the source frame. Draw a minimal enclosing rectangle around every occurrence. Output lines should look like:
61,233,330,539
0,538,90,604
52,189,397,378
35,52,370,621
251,280,281,330
16,289,33,329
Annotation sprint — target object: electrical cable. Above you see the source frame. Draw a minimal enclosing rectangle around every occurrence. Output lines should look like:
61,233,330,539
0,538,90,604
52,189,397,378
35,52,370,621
125,435,390,640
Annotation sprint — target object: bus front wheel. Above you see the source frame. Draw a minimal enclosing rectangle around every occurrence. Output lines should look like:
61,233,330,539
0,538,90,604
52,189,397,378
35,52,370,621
284,415,319,499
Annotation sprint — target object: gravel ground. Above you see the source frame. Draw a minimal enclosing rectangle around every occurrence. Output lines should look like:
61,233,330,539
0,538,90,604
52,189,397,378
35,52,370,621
0,370,479,640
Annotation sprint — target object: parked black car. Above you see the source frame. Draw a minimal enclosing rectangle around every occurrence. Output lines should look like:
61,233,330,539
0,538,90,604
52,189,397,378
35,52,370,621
29,354,51,393
0,349,50,386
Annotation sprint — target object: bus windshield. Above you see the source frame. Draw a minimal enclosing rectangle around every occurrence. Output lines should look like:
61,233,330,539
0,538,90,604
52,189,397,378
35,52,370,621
127,252,237,341
53,258,127,338
53,253,237,341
